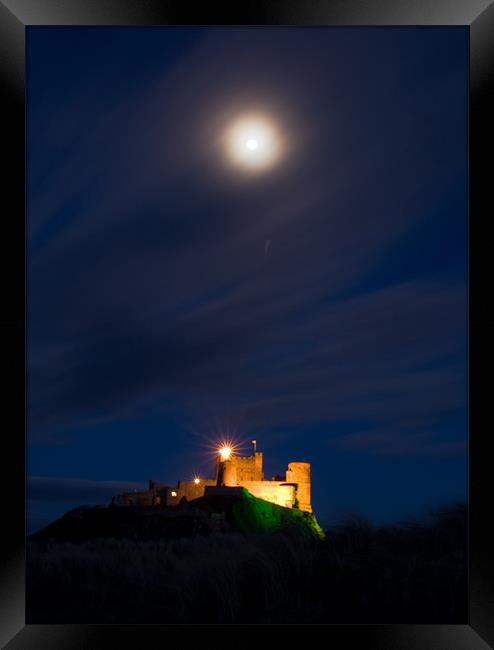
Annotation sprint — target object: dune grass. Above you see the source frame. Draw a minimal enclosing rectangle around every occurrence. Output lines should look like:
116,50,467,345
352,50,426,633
26,502,467,624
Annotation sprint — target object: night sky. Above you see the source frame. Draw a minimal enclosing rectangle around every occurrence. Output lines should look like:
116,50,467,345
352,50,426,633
27,27,468,533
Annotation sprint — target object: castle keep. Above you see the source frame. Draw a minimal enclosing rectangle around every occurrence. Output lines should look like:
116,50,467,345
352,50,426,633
112,442,312,513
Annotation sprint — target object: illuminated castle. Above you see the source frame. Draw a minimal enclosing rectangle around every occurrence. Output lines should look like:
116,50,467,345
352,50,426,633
112,441,312,513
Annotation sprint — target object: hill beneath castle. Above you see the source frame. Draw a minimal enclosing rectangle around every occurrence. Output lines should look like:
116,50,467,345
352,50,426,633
30,487,324,544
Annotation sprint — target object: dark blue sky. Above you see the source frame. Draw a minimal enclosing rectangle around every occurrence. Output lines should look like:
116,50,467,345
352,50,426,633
27,27,468,533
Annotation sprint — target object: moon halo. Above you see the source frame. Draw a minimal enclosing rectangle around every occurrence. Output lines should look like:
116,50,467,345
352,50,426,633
224,114,283,172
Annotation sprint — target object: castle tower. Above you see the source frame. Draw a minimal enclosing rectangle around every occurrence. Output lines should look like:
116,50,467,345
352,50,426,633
254,451,263,480
216,447,263,486
285,462,312,513
222,459,237,486
216,455,225,486
216,448,238,486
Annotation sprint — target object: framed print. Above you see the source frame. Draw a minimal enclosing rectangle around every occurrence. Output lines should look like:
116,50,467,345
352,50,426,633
1,1,493,648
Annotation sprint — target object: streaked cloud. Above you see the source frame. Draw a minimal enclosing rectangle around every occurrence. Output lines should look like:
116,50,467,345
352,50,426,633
28,476,146,503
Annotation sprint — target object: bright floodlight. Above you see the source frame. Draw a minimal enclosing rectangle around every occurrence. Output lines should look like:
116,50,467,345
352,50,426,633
219,446,233,461
194,477,200,485
225,114,282,171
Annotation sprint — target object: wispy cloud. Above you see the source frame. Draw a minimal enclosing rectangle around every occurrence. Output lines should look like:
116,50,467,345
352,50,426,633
28,477,146,503
27,28,467,467
328,429,467,457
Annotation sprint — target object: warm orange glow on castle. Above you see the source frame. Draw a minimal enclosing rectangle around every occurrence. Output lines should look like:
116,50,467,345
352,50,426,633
112,441,312,513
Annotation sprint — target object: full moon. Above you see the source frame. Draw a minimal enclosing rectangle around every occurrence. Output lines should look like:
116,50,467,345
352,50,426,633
225,114,282,171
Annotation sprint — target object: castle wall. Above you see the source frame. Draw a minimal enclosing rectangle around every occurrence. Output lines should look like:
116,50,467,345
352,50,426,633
241,481,296,509
112,490,153,507
165,479,216,505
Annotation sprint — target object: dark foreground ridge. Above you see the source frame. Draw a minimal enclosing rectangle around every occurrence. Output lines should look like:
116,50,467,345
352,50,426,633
27,502,467,624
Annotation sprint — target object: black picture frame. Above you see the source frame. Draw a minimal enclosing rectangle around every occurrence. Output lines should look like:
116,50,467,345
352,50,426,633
1,1,492,648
